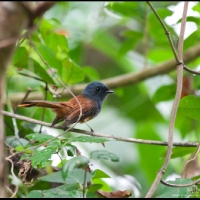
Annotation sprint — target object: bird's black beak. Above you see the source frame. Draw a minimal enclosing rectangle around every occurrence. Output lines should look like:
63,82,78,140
106,89,114,93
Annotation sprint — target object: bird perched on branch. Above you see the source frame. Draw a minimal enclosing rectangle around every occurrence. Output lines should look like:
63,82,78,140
18,82,113,131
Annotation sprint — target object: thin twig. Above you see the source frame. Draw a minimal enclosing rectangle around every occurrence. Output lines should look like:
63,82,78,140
18,72,47,83
28,36,83,134
1,110,199,148
145,2,189,198
39,83,48,133
146,1,179,62
183,65,200,75
147,1,200,77
5,156,18,198
182,143,200,178
160,178,200,188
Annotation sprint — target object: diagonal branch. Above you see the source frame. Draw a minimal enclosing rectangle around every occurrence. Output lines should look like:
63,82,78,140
7,43,200,106
145,2,189,198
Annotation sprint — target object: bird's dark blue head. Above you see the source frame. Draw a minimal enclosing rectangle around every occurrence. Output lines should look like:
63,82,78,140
82,82,113,103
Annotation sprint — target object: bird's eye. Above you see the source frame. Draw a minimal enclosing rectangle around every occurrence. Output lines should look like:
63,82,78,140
96,87,100,92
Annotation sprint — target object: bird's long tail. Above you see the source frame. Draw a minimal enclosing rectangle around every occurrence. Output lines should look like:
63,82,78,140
18,100,70,127
18,100,63,109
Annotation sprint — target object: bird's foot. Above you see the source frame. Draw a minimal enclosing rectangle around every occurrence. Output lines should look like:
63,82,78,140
63,126,69,131
90,128,94,136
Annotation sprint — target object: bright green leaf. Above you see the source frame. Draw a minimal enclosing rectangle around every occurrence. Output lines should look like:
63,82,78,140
91,169,110,179
152,84,176,103
12,47,28,67
29,58,56,84
82,66,100,81
62,58,84,83
26,133,54,143
14,145,25,151
148,48,174,63
43,32,69,54
29,146,58,168
37,45,62,73
192,3,200,13
86,184,103,198
162,147,196,159
178,95,200,121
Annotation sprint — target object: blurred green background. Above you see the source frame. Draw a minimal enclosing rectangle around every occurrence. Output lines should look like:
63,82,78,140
4,1,200,198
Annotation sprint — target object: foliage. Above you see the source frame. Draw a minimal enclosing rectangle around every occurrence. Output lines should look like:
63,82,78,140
4,1,200,198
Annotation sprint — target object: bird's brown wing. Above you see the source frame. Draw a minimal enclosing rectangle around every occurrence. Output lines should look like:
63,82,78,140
60,95,98,129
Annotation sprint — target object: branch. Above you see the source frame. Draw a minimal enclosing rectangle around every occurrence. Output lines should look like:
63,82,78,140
145,2,188,198
32,2,56,19
7,43,200,106
160,178,200,188
20,2,56,27
1,110,199,148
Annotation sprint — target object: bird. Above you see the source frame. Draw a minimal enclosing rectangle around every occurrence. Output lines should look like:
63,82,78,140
18,82,113,131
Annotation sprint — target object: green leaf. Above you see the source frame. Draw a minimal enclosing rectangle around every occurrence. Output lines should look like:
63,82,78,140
90,150,119,162
184,30,200,50
92,178,111,192
14,145,25,151
43,32,69,54
156,178,195,198
29,58,55,84
16,60,55,85
192,3,200,13
62,57,84,83
91,169,110,179
162,147,196,159
28,184,81,198
67,136,110,143
37,44,62,73
65,144,76,157
106,2,144,20
12,47,28,67
178,95,200,121
177,16,200,25
38,168,92,185
69,168,92,185
118,38,138,57
82,66,100,81
86,184,103,198
38,171,74,184
148,9,175,45
26,133,54,144
28,146,58,168
152,84,176,103
148,48,174,63
62,156,89,179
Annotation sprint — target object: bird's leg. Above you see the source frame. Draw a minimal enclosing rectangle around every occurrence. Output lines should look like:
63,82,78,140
63,126,69,131
85,123,94,135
